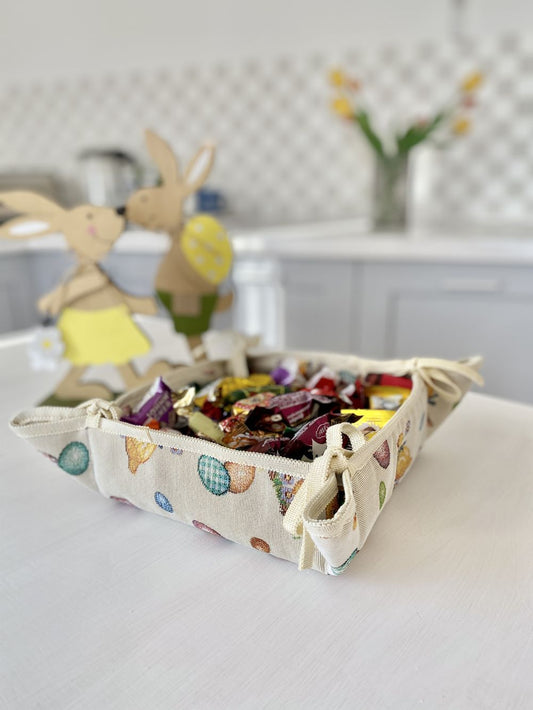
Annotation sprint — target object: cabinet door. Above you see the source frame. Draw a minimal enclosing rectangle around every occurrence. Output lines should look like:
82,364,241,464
281,260,359,353
0,255,35,333
359,263,533,403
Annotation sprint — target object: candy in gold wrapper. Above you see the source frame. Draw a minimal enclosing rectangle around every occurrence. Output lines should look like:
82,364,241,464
221,420,278,450
217,374,274,400
219,414,247,433
172,386,196,415
231,391,276,416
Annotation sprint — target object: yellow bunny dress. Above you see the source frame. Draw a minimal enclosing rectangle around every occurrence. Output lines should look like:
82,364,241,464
58,305,150,365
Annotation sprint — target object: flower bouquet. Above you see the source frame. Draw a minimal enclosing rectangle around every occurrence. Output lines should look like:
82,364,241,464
329,68,483,229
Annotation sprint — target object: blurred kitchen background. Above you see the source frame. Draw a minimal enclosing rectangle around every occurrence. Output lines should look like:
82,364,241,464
1,0,532,402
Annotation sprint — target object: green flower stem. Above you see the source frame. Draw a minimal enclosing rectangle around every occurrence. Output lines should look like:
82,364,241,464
354,107,453,158
355,110,385,158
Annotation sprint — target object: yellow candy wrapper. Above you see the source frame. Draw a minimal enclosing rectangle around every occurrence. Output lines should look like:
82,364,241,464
341,409,395,429
365,386,411,411
217,374,273,399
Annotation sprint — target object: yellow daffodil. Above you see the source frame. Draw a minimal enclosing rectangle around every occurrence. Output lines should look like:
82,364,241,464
461,71,483,92
331,95,355,119
452,116,471,135
329,68,346,87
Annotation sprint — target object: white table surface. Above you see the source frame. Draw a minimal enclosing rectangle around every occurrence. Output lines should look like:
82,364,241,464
1,339,533,710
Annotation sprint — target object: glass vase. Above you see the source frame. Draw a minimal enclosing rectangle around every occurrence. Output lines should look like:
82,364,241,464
373,153,410,232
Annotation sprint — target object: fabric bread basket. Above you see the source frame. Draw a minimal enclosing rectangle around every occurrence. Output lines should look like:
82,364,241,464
10,351,483,575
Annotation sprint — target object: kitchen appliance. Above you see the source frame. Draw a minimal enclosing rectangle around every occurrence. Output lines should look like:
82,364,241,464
77,149,140,208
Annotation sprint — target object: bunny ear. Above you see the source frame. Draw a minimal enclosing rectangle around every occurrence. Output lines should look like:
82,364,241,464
0,215,56,240
145,129,181,185
0,190,64,219
183,143,216,195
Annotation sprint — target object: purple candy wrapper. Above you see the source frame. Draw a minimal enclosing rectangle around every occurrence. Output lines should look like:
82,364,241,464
122,377,175,427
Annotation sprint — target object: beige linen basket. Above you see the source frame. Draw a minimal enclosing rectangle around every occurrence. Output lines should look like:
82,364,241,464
10,351,482,575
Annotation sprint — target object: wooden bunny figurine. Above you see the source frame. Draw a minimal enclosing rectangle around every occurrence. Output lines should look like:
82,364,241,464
0,191,171,401
125,130,233,355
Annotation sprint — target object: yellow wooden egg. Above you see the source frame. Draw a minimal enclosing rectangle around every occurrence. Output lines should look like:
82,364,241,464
181,215,232,285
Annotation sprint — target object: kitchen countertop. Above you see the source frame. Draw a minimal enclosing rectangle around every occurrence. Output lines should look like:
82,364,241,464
2,330,533,709
1,218,533,265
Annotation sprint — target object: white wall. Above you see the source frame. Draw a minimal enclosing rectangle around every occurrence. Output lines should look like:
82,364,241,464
3,0,455,84
5,1,532,86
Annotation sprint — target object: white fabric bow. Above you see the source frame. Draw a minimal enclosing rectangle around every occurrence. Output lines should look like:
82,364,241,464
77,398,123,426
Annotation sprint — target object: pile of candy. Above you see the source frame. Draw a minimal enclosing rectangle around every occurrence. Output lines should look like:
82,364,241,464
120,359,413,461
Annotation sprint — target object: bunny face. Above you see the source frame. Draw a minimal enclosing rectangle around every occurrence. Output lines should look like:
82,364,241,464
62,206,125,261
126,186,183,233
125,130,216,237
0,191,125,263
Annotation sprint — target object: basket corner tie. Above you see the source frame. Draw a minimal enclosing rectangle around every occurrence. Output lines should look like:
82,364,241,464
77,398,123,427
284,423,366,570
410,357,484,403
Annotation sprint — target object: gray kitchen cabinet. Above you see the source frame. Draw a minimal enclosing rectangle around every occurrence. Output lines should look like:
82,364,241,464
0,254,36,332
357,262,533,403
0,249,234,336
280,260,359,353
2,237,532,404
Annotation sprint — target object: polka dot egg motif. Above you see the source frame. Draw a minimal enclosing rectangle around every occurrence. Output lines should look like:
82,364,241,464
181,215,232,285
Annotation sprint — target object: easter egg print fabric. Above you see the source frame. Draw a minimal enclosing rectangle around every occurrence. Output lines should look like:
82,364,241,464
197,456,256,496
193,520,222,536
379,481,387,509
198,455,231,495
373,440,391,469
57,441,89,475
225,462,255,493
154,491,173,513
330,548,359,576
250,537,271,553
395,432,413,482
269,471,304,516
125,437,157,474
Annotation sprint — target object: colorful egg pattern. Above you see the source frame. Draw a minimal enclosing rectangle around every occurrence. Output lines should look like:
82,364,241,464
373,440,391,469
57,441,89,475
250,537,270,553
225,462,255,493
125,437,157,474
192,520,222,536
198,455,231,495
197,456,256,496
154,491,173,512
330,548,359,575
395,432,413,482
379,481,387,509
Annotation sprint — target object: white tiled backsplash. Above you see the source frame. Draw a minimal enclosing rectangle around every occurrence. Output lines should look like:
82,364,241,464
1,33,532,229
